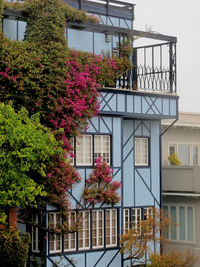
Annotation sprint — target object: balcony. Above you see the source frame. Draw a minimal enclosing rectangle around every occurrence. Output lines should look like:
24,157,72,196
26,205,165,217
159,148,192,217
162,166,200,194
3,0,177,95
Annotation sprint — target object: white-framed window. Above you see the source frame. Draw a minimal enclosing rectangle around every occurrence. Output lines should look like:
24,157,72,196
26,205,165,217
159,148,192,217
106,209,117,247
76,135,93,166
64,212,76,252
163,204,195,242
135,138,149,166
49,213,62,253
131,208,142,233
123,208,130,233
31,213,40,253
169,143,199,166
94,135,110,165
92,210,104,248
78,211,90,249
123,207,152,235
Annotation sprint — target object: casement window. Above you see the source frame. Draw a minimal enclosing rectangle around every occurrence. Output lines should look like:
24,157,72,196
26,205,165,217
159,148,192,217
49,208,118,253
49,213,62,253
31,213,41,253
76,135,93,166
123,209,130,233
169,143,199,166
123,207,152,234
94,135,110,165
131,208,142,233
78,211,90,249
106,209,117,247
92,210,104,248
135,138,149,166
64,212,76,252
3,18,26,41
163,204,194,242
75,135,111,166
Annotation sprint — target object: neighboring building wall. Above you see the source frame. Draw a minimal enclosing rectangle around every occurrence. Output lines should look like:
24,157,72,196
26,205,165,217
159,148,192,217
162,113,200,265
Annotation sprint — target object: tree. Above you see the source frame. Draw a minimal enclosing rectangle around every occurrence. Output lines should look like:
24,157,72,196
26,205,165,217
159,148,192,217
148,250,199,267
0,103,64,219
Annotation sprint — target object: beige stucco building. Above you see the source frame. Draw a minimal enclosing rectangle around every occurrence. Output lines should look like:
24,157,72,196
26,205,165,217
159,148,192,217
162,112,200,264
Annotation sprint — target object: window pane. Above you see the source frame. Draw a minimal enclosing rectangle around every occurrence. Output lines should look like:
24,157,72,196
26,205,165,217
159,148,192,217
76,136,92,165
170,206,176,240
178,145,190,166
135,138,148,166
193,145,198,166
187,207,194,241
94,135,110,165
18,21,26,41
169,145,176,155
3,19,17,40
179,207,186,241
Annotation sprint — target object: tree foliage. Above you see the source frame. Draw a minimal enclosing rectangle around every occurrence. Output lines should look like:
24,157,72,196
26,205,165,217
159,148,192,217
0,103,65,208
120,208,171,265
0,230,30,267
148,250,199,267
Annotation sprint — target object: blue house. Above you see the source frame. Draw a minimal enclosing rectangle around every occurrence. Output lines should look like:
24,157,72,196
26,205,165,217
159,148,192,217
2,0,178,266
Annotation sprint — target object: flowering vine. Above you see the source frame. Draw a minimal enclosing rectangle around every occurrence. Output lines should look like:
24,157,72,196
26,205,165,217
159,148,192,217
83,157,121,206
0,0,131,211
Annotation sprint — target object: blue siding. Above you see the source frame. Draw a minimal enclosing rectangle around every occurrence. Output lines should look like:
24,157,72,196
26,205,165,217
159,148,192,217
151,120,160,205
45,89,176,266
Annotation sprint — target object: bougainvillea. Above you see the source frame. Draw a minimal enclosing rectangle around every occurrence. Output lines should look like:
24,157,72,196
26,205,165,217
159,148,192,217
0,0,131,210
83,157,121,206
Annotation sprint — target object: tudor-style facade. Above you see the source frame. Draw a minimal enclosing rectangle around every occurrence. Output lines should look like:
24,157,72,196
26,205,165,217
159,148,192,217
2,0,178,266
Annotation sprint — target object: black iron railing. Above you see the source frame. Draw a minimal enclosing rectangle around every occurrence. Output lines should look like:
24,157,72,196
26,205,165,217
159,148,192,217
118,42,177,94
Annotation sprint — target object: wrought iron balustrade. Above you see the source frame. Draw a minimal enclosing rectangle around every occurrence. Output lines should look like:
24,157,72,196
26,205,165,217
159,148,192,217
117,42,177,94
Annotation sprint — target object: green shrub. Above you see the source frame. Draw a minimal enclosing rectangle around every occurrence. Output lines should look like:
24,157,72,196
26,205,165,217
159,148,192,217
0,230,30,267
168,153,181,166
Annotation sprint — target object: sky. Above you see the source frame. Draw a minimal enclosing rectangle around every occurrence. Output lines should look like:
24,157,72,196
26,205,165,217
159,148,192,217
120,0,200,113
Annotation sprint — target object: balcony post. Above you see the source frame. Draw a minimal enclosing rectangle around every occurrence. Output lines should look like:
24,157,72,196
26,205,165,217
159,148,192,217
132,49,138,90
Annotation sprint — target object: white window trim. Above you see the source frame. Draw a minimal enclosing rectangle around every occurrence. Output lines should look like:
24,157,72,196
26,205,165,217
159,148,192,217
78,211,90,250
94,135,111,165
49,213,62,253
76,135,93,166
32,214,40,253
64,212,76,252
168,142,200,166
135,137,149,166
163,203,195,243
106,209,117,247
92,210,104,249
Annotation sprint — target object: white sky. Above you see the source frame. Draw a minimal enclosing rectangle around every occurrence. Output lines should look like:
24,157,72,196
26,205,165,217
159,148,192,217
120,0,200,113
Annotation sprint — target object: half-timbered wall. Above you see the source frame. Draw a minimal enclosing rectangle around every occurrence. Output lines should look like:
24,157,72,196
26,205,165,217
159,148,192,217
45,111,162,266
